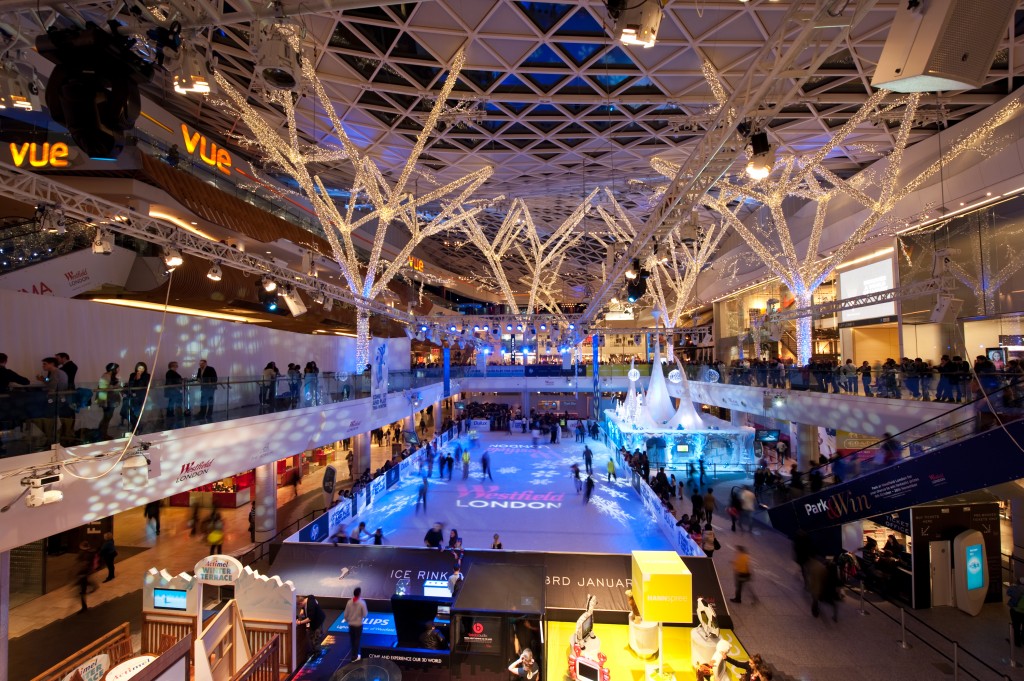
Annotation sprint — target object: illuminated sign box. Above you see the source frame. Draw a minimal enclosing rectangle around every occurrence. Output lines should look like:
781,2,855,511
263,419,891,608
631,550,692,623
10,141,71,168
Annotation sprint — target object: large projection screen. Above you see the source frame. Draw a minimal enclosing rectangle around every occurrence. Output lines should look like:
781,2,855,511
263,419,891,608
839,259,896,323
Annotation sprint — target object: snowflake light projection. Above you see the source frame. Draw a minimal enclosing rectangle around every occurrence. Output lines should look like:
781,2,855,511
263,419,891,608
653,89,1021,364
214,31,492,371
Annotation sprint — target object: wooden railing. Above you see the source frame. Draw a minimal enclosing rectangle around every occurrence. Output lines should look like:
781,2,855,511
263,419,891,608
233,635,280,681
244,621,293,676
29,623,133,681
141,612,199,655
132,637,191,681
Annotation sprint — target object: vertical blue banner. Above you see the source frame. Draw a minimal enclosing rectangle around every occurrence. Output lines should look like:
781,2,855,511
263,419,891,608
443,346,451,398
592,333,600,420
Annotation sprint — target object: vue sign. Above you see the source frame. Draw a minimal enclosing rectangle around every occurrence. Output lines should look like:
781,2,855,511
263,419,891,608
10,141,70,168
181,123,232,176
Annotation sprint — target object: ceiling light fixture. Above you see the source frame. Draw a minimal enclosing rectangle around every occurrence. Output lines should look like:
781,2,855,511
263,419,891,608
206,262,223,281
610,0,663,48
162,247,184,269
261,277,277,292
254,20,301,91
172,41,214,95
92,228,113,254
745,131,775,180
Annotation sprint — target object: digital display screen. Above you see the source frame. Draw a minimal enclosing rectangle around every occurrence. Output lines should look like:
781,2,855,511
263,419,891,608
755,429,780,443
424,579,451,598
455,401,465,409
676,444,689,453
577,659,600,681
966,544,984,590
839,259,896,323
154,588,187,611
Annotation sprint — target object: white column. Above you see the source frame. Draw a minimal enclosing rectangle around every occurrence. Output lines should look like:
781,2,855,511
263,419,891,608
790,422,819,469
432,400,442,435
353,432,372,477
0,550,8,681
254,464,278,543
522,391,531,416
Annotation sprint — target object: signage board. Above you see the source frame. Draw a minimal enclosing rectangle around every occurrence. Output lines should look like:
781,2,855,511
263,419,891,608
460,615,500,654
193,554,244,584
10,141,71,168
385,465,400,489
181,124,233,176
104,656,156,681
372,341,389,410
61,654,109,681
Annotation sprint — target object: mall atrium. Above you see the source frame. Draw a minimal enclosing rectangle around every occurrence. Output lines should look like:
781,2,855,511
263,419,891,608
1,1,1024,680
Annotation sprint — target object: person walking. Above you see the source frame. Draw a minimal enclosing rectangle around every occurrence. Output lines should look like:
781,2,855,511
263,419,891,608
606,457,616,482
145,500,161,535
701,524,720,558
99,531,117,582
571,463,582,494
1008,577,1024,647
462,448,470,480
690,488,704,522
583,474,595,505
207,509,224,554
481,448,493,481
76,541,98,612
703,487,717,525
740,486,757,532
248,502,257,543
344,587,368,662
583,446,594,475
729,545,757,604
416,476,429,513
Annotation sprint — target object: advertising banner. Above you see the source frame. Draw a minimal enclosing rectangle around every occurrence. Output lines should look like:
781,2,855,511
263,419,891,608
0,245,135,297
372,341,388,410
371,474,386,500
768,421,1024,537
385,465,400,489
328,501,352,538
271,543,733,627
910,502,1000,607
461,615,501,653
298,513,329,543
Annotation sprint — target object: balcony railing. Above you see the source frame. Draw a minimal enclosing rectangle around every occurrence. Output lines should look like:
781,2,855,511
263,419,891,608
0,371,441,459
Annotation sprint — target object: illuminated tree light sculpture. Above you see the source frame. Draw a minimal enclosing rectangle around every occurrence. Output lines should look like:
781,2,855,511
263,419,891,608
653,90,1021,365
214,34,492,371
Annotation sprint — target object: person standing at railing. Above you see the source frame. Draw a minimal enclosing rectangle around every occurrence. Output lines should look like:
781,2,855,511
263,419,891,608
96,363,120,440
35,356,70,446
841,359,858,394
164,361,183,422
126,362,151,430
195,359,218,421
916,358,934,401
287,363,301,404
261,361,279,408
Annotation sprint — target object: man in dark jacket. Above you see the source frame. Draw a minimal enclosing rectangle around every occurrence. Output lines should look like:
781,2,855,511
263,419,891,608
0,353,30,453
196,359,218,420
165,361,184,420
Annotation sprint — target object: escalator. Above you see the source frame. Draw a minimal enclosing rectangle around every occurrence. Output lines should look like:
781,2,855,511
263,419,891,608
767,386,1024,537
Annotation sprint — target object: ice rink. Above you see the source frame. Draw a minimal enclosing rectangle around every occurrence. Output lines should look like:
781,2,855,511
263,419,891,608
345,430,675,554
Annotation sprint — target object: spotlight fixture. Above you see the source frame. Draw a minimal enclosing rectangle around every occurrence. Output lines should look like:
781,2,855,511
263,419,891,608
162,246,184,269
625,258,640,280
254,20,301,91
0,59,41,111
261,277,278,292
539,323,546,331
37,205,66,234
278,285,307,317
206,262,223,281
172,41,214,95
609,0,663,48
92,228,113,254
257,284,280,312
322,297,334,312
312,289,325,305
506,324,513,332
36,25,153,159
745,131,775,180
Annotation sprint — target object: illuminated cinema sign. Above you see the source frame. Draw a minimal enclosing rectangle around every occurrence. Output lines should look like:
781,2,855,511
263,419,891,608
181,123,232,176
10,141,70,168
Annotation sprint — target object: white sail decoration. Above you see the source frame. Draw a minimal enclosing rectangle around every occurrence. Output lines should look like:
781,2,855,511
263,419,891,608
644,336,676,426
666,358,706,430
